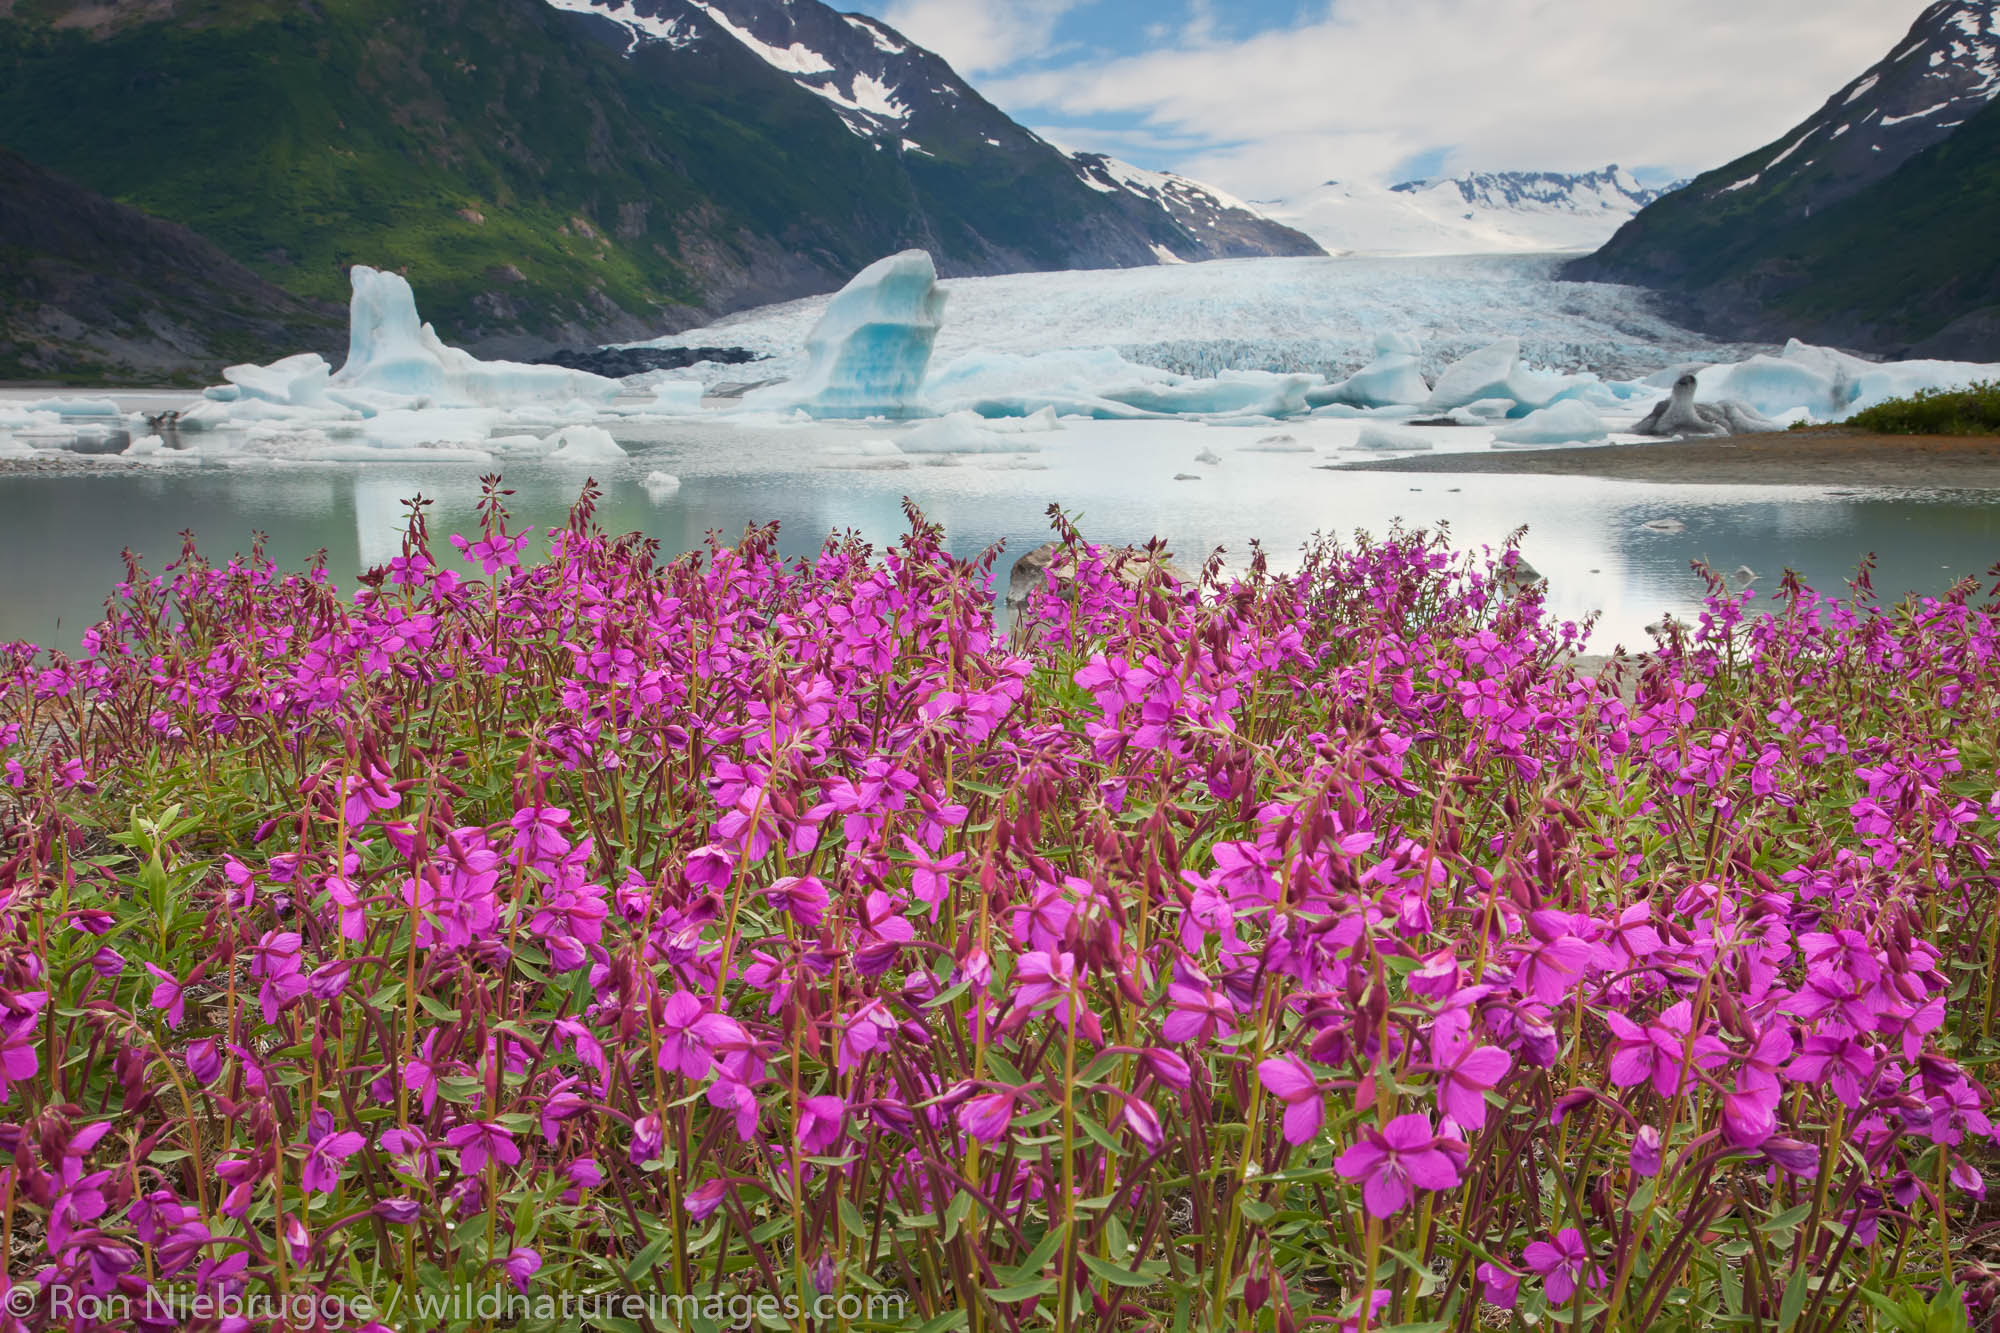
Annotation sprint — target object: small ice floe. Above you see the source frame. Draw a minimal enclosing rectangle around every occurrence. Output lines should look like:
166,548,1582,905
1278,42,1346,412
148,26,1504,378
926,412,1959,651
1173,472,1200,481
1239,434,1314,453
545,426,628,463
642,470,682,500
1194,446,1221,466
1354,424,1434,452
1639,518,1686,534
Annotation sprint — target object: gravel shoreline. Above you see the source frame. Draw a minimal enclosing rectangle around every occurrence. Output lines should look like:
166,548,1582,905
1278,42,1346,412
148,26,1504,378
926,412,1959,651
1329,427,2000,488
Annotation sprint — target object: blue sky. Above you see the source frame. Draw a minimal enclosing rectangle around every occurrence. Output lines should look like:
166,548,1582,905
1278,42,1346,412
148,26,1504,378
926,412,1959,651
869,0,1935,199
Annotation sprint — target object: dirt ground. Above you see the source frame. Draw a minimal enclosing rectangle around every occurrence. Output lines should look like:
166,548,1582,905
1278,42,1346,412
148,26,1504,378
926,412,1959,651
1331,427,2000,488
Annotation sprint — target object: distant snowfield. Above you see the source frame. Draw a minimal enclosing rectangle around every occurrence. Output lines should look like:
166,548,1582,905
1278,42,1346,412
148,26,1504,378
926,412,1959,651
646,254,1757,383
1256,170,1669,259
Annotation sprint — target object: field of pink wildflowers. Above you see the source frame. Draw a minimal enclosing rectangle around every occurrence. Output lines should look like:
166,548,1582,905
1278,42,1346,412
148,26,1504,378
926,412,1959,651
1,476,1998,1333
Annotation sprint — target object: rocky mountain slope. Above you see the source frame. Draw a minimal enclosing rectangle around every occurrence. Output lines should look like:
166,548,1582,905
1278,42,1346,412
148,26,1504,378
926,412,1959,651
0,148,343,383
1566,0,2000,358
1267,166,1678,256
0,0,1317,363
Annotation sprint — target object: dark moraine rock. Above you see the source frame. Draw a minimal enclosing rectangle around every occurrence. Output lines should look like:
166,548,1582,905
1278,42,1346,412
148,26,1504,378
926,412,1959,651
530,347,764,378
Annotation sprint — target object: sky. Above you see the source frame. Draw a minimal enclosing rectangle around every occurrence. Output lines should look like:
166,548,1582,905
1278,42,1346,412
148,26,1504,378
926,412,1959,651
868,0,1938,199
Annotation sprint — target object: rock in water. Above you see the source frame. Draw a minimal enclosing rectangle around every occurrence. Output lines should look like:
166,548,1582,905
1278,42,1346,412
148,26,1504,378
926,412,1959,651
768,250,946,420
1634,374,1782,437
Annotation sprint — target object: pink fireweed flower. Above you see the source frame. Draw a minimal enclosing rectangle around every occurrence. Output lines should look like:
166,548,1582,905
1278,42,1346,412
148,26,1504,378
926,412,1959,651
1477,1262,1521,1309
900,835,967,920
657,991,746,1079
144,964,187,1029
445,1121,520,1175
1432,1026,1512,1130
341,764,400,826
957,1090,1016,1143
1523,1229,1606,1305
301,1112,365,1195
450,526,531,575
797,1095,847,1155
0,992,47,1102
1604,1001,1729,1098
1257,1055,1326,1146
1511,911,1591,1003
1163,976,1236,1046
1334,1112,1463,1218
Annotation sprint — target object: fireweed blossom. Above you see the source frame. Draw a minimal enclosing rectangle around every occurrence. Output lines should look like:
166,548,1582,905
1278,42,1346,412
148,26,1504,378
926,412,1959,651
3,493,2000,1329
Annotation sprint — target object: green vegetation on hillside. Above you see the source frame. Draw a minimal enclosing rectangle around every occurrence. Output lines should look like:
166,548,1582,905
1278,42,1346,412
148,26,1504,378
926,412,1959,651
1846,381,2000,436
0,0,1173,350
1570,99,2000,358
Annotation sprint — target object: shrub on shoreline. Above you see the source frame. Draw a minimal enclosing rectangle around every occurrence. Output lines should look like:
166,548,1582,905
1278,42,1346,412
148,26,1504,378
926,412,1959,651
1845,381,2000,435
1,480,1998,1331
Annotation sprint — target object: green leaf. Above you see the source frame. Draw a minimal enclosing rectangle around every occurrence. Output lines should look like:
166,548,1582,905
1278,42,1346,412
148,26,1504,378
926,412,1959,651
1238,1200,1275,1224
1001,1224,1066,1285
913,1309,970,1333
837,1197,870,1240
1078,1251,1162,1290
984,1277,1057,1303
1777,1268,1809,1333
621,1226,675,1284
1758,1201,1812,1235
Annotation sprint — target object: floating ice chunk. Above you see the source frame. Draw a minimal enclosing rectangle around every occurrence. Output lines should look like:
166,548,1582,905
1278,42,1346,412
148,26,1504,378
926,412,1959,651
488,434,553,455
1194,446,1221,465
643,470,682,499
648,380,705,413
753,250,945,419
225,353,332,406
1422,339,1523,412
1640,518,1686,534
982,406,1062,433
1311,331,1430,408
0,406,60,431
899,411,1040,454
925,348,1174,419
1419,338,1599,416
822,438,905,457
22,396,121,418
123,434,166,458
545,426,629,463
1494,400,1609,446
362,409,504,449
1354,424,1434,452
315,267,623,412
1239,434,1314,453
1110,371,1316,419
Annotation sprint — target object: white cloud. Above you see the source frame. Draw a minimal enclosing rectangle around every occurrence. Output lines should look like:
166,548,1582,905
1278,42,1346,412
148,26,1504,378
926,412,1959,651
974,0,1936,198
873,0,1089,75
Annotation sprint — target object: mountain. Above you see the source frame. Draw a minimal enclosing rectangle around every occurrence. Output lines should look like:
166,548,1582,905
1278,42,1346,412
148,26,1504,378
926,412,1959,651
1565,0,2000,358
0,149,343,384
1266,166,1679,256
0,0,1318,365
1066,153,1322,262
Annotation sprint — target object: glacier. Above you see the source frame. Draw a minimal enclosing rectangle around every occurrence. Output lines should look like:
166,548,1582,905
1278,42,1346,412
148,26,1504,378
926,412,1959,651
10,249,2000,470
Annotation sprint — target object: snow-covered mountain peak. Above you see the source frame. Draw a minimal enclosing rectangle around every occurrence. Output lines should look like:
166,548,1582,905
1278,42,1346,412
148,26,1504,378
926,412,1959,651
542,0,1322,264
1703,0,1997,201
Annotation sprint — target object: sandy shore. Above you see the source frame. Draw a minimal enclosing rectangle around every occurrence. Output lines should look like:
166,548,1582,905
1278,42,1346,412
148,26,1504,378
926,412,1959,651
1330,427,2000,489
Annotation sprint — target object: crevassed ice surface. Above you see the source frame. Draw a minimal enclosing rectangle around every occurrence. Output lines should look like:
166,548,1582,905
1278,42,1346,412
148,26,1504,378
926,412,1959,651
640,254,1769,382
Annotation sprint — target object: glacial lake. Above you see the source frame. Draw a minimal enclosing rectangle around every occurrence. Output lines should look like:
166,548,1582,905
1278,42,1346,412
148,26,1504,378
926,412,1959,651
0,413,1993,655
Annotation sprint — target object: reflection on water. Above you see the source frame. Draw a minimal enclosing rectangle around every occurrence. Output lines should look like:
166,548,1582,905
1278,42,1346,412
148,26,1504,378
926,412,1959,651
0,419,1993,654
